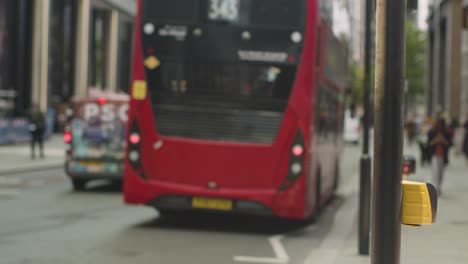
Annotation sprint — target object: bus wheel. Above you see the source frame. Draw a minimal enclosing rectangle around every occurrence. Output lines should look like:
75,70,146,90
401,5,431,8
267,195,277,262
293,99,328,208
157,209,185,218
315,171,322,214
72,179,87,191
333,160,340,192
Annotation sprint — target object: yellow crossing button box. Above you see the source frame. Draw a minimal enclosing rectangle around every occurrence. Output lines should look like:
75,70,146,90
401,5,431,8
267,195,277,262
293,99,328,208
401,180,438,226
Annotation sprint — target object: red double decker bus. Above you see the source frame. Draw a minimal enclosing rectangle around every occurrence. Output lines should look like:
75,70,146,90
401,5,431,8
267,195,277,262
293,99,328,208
124,0,347,219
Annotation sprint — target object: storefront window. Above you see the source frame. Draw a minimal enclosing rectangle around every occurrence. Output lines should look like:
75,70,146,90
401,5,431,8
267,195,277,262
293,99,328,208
49,0,77,131
0,0,32,117
117,18,133,92
0,0,14,117
88,8,110,90
49,0,76,104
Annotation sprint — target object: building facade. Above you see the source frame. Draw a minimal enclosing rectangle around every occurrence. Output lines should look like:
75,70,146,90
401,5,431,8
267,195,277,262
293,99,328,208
462,0,468,121
0,0,33,117
350,0,365,64
426,0,468,121
0,0,136,126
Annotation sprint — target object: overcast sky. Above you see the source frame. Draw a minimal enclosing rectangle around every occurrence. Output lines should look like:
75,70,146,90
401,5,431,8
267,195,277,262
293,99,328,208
332,0,351,37
332,0,430,36
418,0,429,30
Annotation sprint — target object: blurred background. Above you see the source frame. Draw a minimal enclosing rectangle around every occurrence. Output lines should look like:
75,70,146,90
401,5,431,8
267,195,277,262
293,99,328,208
1,1,468,264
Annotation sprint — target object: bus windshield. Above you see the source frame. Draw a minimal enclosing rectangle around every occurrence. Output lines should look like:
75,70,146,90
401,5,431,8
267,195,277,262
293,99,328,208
148,61,296,144
150,62,296,112
141,0,305,143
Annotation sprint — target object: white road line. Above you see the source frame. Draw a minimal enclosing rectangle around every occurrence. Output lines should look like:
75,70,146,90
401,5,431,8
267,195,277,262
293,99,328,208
0,188,21,197
233,171,359,264
0,176,24,186
28,179,46,187
234,235,290,264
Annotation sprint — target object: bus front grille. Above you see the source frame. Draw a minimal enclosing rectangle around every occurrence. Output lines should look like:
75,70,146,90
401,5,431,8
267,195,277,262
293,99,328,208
153,105,283,144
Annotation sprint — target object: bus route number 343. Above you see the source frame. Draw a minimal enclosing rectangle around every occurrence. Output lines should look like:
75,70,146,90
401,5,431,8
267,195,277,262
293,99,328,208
208,0,239,21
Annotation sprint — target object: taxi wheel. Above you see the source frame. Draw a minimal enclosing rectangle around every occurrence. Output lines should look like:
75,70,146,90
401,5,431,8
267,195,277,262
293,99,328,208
72,179,87,191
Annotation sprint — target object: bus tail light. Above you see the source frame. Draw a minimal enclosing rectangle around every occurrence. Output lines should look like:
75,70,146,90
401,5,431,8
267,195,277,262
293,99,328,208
129,151,140,162
127,121,145,179
291,163,303,174
64,131,72,144
129,133,141,145
97,97,107,105
292,145,304,156
280,130,305,191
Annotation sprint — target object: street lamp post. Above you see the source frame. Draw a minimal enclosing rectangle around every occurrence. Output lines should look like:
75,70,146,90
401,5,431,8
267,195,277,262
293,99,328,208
358,0,374,256
371,0,406,263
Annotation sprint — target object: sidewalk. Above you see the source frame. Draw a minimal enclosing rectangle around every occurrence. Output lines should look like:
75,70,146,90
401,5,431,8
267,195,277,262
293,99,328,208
335,146,468,264
0,135,65,175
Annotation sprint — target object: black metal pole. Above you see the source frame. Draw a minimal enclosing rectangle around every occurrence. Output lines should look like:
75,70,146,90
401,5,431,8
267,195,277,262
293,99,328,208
358,0,374,256
14,0,28,115
371,0,406,263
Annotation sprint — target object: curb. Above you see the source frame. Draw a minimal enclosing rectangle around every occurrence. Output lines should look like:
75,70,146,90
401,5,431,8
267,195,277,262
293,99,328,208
0,164,63,176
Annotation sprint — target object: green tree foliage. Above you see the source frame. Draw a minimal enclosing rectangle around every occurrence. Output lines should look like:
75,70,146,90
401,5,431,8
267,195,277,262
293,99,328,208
348,21,426,105
349,64,364,105
405,21,427,100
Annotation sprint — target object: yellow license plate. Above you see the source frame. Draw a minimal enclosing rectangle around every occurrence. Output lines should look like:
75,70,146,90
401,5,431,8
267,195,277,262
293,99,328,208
79,161,103,167
79,161,104,172
192,197,233,211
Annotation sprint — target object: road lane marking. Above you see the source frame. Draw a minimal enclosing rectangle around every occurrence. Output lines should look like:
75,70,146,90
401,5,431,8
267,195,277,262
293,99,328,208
28,179,46,187
0,188,21,197
234,235,290,264
0,176,24,186
233,171,359,264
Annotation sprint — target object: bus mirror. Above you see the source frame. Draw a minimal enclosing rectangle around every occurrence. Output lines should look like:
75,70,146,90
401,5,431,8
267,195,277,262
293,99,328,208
401,180,437,226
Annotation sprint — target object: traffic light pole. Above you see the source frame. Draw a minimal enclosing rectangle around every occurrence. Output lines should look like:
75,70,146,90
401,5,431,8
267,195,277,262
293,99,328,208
371,0,406,263
358,0,374,256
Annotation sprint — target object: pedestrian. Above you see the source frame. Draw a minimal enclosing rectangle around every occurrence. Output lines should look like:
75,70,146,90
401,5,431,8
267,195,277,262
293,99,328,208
427,118,452,195
418,132,429,167
27,103,46,159
447,118,458,143
463,120,468,164
405,115,417,145
418,116,433,166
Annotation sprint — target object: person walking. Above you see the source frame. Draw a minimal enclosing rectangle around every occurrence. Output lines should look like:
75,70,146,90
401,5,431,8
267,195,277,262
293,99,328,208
427,118,452,195
463,120,468,164
418,116,433,166
405,116,417,145
27,103,46,159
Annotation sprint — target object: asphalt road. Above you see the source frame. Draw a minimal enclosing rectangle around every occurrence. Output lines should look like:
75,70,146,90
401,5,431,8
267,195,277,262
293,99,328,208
0,145,361,264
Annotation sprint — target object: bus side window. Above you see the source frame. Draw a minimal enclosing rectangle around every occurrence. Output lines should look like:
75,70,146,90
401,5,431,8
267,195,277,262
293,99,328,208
316,25,322,67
